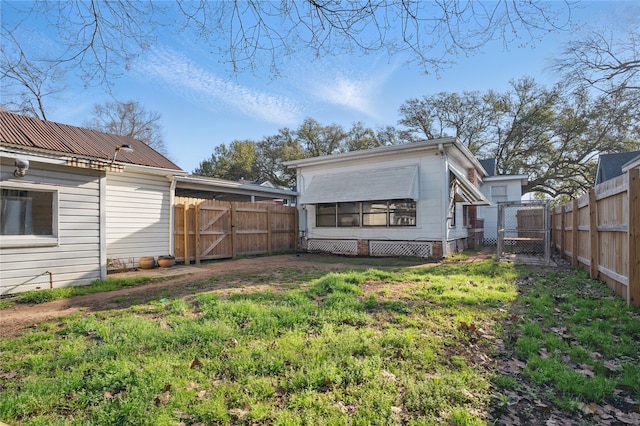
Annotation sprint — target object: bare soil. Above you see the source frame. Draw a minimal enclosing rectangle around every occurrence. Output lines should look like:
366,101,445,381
0,253,447,338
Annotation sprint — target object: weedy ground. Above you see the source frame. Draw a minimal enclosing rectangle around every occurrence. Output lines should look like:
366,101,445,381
0,255,638,425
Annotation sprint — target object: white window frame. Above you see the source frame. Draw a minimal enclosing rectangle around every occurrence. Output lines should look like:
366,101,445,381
491,185,508,203
0,182,59,248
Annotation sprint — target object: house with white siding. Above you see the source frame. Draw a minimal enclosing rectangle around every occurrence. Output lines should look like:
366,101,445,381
476,158,528,245
0,111,186,294
284,138,492,258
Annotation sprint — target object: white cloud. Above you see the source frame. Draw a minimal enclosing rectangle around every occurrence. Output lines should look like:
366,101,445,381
137,46,303,125
294,56,399,119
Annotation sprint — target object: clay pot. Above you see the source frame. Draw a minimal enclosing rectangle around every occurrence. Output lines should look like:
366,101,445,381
157,255,176,268
138,256,155,269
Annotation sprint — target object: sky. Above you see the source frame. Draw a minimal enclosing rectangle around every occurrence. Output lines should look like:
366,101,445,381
2,1,637,173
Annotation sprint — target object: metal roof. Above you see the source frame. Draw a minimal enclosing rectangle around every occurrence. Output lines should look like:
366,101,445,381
0,111,182,171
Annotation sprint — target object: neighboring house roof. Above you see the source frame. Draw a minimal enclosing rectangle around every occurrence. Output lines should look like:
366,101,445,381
0,111,182,171
479,158,496,176
622,153,640,174
595,150,640,185
175,175,298,202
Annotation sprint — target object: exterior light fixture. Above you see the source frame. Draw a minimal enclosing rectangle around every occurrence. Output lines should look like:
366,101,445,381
113,144,134,162
14,158,29,177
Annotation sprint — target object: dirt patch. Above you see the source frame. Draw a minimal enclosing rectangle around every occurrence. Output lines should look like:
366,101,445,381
0,253,440,338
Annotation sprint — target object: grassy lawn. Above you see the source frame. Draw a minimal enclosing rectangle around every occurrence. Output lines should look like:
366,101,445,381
1,257,639,425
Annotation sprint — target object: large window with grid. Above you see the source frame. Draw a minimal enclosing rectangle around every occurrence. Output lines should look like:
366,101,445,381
316,199,416,227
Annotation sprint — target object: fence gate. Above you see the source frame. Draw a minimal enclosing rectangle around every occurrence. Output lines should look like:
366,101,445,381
497,201,551,264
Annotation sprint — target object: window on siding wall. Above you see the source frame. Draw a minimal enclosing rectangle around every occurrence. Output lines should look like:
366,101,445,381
316,203,337,227
317,199,416,227
0,188,57,246
491,185,508,203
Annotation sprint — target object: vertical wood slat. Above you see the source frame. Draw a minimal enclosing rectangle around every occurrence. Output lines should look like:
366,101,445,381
194,203,200,266
572,198,579,267
628,168,640,306
231,203,237,258
560,205,566,259
183,203,190,266
589,189,598,280
267,206,272,254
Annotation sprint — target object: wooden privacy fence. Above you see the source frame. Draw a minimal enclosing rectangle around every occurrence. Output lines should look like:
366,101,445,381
552,168,640,306
174,197,297,264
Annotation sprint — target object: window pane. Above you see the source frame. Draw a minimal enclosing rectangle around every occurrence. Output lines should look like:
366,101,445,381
1,189,53,235
363,201,387,226
317,214,337,227
316,203,336,227
338,202,359,227
491,185,508,203
317,203,336,214
389,200,416,226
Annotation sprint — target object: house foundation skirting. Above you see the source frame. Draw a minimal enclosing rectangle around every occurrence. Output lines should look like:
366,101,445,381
306,239,445,258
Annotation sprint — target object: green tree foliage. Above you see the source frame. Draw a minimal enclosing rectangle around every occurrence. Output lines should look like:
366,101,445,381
193,140,259,181
193,119,392,186
398,77,640,198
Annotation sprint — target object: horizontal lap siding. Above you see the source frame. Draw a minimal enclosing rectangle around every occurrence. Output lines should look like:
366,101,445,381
0,161,101,294
106,171,171,265
302,155,445,241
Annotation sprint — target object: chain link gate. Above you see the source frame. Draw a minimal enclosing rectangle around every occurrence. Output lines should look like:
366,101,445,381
497,201,551,264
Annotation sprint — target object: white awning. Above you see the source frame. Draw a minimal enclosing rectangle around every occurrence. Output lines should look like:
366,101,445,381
449,166,491,206
299,166,418,204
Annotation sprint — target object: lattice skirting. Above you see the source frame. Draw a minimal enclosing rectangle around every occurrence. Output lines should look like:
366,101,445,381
483,238,498,246
370,241,433,258
307,239,358,255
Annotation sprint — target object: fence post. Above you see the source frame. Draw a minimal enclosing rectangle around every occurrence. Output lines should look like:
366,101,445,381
628,168,640,306
572,199,579,267
589,189,598,280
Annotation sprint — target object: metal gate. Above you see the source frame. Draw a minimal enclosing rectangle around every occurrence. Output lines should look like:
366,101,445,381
497,201,551,264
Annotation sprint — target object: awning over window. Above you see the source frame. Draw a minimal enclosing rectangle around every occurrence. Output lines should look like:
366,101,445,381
449,166,491,206
299,166,418,204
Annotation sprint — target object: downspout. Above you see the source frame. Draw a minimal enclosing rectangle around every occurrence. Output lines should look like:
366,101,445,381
168,175,177,256
439,143,449,258
297,169,308,251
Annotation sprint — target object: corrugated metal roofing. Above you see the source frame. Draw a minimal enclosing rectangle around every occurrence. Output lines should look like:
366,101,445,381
0,111,182,171
299,166,419,204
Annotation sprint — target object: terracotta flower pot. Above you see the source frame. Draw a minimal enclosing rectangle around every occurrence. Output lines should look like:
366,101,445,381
138,256,155,269
157,255,175,268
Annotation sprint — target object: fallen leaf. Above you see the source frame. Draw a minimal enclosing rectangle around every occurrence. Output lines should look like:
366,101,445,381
459,321,477,332
189,357,202,369
578,402,600,415
381,370,397,382
154,391,170,406
197,390,207,400
229,407,249,418
104,391,114,399
186,381,199,390
0,370,18,380
603,360,621,372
